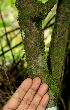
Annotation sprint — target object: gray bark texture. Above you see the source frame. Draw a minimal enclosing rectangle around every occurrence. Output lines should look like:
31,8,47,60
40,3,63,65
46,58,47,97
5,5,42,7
15,0,70,109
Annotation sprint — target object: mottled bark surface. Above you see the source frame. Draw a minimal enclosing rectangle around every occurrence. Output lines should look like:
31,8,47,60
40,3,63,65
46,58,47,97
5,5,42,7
15,0,50,84
15,0,70,109
48,0,70,108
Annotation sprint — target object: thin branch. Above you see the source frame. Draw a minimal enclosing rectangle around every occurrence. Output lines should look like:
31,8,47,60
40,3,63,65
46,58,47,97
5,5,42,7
1,27,20,38
0,8,15,62
3,58,14,95
10,54,25,74
59,96,66,110
0,90,9,100
2,81,10,97
2,31,20,49
0,42,23,56
0,78,22,82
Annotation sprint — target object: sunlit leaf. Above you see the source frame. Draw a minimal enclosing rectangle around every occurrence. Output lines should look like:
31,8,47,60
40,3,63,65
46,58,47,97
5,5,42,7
0,1,3,10
4,0,11,6
11,0,18,11
38,0,48,3
0,19,10,28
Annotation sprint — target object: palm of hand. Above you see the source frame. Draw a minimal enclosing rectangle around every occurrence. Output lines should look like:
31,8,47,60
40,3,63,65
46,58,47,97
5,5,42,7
2,77,49,110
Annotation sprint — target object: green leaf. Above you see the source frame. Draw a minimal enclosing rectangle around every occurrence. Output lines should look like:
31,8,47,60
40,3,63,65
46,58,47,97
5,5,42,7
11,0,18,11
4,0,11,6
0,1,3,10
38,0,48,3
0,19,10,28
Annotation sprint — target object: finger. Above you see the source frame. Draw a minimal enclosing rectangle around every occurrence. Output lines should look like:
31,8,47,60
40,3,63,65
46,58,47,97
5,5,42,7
2,78,32,110
16,77,41,110
37,94,49,110
28,83,49,110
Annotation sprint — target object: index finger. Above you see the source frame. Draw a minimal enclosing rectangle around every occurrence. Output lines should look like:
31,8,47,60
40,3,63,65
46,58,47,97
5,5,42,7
2,78,32,110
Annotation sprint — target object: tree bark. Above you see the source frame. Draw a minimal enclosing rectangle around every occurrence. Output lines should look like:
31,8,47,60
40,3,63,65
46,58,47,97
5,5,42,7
15,0,70,109
48,0,70,109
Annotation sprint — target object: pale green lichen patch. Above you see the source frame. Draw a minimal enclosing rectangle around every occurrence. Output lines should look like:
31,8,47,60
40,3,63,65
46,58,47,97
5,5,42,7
38,54,48,70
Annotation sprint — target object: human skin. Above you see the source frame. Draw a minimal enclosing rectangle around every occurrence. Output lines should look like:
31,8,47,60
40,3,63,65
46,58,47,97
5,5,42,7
2,77,49,110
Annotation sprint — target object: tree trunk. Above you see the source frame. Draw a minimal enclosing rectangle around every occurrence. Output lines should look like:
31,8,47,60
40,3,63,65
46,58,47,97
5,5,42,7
15,0,70,109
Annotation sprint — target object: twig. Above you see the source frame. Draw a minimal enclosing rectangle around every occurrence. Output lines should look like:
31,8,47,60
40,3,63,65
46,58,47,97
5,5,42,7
0,90,9,100
10,54,25,74
0,8,19,62
1,27,20,38
2,81,10,97
59,96,66,110
0,42,22,56
2,57,14,95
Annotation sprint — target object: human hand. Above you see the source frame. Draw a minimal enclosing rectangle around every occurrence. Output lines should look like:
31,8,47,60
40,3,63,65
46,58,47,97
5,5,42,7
2,77,49,110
